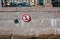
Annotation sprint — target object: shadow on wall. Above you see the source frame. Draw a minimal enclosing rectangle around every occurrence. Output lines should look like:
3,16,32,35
51,0,60,7
0,34,60,39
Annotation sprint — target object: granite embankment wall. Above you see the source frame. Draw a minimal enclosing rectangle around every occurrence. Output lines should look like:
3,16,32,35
0,7,60,35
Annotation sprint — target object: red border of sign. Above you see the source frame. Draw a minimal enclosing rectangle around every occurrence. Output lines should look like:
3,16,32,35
22,14,31,22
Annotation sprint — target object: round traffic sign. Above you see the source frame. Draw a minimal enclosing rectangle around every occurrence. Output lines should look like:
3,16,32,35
22,14,31,22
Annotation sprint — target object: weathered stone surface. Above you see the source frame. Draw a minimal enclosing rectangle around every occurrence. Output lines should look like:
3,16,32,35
0,0,60,35
0,7,17,12
0,12,56,20
0,19,60,35
56,28,60,34
0,7,60,12
0,11,60,20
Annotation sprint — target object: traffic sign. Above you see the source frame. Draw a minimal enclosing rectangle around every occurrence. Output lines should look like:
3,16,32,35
22,14,31,22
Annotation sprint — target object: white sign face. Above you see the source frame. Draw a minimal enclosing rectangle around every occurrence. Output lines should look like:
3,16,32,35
22,14,31,22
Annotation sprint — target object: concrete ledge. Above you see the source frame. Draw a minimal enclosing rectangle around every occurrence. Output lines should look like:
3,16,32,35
17,7,60,12
0,7,60,12
0,7,17,12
